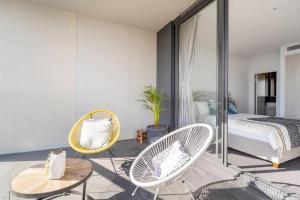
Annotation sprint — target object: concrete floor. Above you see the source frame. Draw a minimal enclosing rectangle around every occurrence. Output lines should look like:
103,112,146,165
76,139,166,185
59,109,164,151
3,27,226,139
0,140,298,200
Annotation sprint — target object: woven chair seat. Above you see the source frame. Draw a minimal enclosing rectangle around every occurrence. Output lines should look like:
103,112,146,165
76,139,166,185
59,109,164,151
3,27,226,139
129,124,214,200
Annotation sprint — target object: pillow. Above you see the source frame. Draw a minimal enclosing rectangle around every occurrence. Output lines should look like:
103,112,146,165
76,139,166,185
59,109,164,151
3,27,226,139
47,150,66,180
152,140,190,178
208,100,217,115
229,100,238,114
79,118,113,149
194,101,210,116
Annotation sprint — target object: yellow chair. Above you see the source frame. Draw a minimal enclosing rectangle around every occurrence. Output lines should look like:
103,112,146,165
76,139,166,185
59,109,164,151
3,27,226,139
68,109,120,174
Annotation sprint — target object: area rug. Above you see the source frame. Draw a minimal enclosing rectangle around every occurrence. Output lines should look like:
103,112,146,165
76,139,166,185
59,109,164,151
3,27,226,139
195,174,299,200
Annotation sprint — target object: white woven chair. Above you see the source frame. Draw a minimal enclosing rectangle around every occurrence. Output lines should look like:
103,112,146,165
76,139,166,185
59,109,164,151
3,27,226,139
129,123,214,200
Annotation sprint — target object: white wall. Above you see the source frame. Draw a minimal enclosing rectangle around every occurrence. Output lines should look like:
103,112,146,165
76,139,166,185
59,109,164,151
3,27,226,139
191,49,250,113
285,53,300,119
191,50,282,115
76,15,156,140
191,48,216,92
248,52,280,113
0,1,156,154
0,1,76,155
228,54,250,113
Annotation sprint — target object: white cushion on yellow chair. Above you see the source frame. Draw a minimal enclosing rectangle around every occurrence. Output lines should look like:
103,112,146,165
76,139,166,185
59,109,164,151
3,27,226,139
79,118,113,149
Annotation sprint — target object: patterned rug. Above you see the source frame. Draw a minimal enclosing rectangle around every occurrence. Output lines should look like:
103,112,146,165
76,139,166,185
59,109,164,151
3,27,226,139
195,174,299,200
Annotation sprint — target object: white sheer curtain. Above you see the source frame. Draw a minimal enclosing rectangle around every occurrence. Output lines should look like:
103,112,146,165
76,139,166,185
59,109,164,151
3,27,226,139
178,16,198,127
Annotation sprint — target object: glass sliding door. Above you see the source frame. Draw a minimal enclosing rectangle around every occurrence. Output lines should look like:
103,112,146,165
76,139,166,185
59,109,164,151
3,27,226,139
175,0,228,163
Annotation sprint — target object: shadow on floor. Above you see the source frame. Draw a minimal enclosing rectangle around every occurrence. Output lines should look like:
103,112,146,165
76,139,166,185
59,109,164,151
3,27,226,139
0,140,148,162
88,159,161,200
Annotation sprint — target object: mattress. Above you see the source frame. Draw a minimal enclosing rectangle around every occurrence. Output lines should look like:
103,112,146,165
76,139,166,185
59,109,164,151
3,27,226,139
198,113,287,151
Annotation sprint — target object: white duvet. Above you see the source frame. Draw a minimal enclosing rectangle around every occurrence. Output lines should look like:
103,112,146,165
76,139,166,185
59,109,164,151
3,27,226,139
198,113,291,152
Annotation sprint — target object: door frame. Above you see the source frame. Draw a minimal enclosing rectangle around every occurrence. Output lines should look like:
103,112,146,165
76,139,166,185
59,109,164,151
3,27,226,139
172,0,229,165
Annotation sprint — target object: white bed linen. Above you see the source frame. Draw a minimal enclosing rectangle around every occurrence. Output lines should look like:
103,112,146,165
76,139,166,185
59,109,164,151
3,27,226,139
197,113,291,152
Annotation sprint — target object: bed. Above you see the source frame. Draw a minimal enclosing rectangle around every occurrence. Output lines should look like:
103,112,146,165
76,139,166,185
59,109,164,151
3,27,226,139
193,91,300,167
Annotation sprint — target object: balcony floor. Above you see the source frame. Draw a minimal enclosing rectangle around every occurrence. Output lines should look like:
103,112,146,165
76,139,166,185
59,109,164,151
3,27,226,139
0,140,294,200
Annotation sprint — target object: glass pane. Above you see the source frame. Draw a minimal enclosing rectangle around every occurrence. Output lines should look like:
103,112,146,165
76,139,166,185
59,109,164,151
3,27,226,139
178,1,220,158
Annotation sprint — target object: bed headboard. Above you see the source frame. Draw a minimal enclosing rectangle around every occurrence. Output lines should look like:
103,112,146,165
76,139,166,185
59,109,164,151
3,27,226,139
193,91,216,101
193,91,232,102
193,91,240,111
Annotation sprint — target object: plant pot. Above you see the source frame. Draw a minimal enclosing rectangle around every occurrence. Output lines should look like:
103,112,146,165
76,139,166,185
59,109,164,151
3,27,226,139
147,125,168,144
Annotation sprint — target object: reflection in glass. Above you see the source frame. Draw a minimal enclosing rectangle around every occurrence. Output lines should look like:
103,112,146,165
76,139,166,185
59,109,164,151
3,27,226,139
178,1,220,158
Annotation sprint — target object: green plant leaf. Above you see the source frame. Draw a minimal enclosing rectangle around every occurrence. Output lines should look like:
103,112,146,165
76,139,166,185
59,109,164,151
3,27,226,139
138,85,166,126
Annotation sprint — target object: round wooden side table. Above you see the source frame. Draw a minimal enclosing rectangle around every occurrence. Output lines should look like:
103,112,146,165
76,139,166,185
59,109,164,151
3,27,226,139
10,158,93,200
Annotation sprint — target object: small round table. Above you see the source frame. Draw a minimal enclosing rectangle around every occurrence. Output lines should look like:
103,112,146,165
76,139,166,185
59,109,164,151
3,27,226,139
10,158,93,200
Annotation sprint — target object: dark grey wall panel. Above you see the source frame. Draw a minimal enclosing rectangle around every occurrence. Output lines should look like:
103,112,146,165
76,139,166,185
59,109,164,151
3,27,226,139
156,22,175,130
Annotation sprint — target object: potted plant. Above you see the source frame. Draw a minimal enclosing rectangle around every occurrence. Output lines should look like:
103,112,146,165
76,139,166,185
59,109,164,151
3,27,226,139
139,85,168,143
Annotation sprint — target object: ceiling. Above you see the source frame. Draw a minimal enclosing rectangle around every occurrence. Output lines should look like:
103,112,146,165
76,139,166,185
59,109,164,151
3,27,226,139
230,0,300,58
193,0,300,58
19,0,300,58
21,0,196,31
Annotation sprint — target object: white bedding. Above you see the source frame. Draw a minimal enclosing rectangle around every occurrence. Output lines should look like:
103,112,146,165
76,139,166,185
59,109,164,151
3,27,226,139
198,113,291,152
